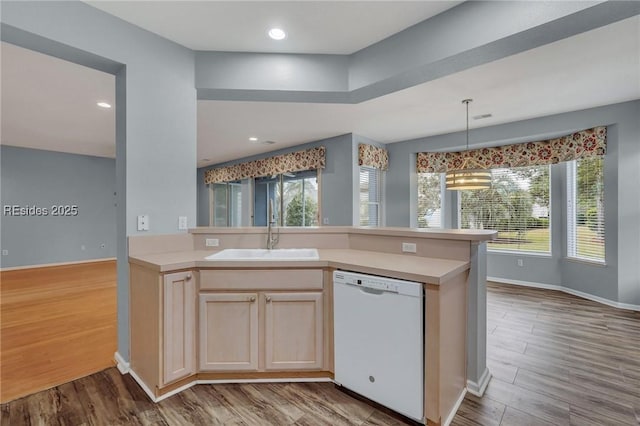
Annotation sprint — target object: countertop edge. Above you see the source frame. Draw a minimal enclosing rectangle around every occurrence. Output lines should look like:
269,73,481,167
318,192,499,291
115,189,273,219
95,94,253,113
129,250,471,285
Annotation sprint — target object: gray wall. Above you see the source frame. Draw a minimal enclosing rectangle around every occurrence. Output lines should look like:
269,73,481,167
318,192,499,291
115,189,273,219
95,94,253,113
197,134,355,227
196,52,348,99
2,1,197,361
1,146,116,268
385,100,640,306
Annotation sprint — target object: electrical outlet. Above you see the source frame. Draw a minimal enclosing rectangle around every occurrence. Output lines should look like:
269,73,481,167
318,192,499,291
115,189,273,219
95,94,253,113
178,216,188,230
402,242,417,253
517,258,524,267
100,243,106,249
323,217,329,225
137,215,149,231
206,238,219,247
81,245,86,251
2,249,8,256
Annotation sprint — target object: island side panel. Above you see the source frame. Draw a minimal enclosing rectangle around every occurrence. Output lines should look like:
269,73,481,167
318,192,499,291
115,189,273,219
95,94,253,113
425,283,442,425
130,263,162,392
323,269,334,374
438,271,468,422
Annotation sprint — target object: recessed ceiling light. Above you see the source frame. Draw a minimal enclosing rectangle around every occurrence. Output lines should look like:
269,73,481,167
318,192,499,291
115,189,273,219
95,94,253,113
268,28,286,41
97,102,112,109
249,137,258,142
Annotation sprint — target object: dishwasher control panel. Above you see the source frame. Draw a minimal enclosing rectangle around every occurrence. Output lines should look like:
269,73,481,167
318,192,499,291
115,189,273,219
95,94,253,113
333,271,422,298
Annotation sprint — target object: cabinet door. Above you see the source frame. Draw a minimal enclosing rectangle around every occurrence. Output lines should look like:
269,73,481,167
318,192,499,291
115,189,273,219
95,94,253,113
199,293,259,371
264,292,323,370
163,271,196,384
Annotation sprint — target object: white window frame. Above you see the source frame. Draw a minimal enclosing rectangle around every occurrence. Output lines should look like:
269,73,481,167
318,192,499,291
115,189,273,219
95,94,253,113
566,159,606,264
359,166,384,227
416,172,444,229
209,181,243,227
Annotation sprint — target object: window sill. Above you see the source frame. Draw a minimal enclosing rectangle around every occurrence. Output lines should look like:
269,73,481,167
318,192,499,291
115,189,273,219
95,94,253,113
564,257,607,267
488,250,552,258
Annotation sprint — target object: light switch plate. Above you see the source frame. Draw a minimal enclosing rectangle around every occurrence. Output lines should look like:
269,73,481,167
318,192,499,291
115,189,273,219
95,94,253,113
178,216,188,230
137,214,149,231
402,242,417,253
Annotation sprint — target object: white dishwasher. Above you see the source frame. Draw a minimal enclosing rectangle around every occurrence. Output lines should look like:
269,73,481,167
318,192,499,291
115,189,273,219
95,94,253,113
333,270,424,422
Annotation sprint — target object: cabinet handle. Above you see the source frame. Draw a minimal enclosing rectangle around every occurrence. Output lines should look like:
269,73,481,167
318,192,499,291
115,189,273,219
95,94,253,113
249,296,256,302
186,273,192,280
266,296,272,302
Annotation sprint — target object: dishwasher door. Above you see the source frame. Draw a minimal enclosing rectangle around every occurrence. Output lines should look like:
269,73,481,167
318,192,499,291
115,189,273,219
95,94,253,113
333,271,424,422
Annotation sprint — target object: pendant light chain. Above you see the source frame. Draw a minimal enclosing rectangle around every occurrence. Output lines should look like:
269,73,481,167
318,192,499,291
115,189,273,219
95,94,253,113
445,99,492,190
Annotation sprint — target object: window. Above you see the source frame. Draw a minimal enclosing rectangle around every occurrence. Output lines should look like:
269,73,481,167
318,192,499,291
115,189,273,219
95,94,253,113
460,165,551,253
359,166,382,226
254,170,319,227
211,181,242,227
567,157,605,262
417,173,443,228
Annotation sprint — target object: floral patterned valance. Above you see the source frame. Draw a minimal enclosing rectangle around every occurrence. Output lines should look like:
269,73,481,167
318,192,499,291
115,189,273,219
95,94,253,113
204,146,326,184
416,126,606,173
358,144,389,171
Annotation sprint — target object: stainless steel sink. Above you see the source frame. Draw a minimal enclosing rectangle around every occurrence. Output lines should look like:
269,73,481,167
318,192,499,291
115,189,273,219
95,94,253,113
205,248,319,261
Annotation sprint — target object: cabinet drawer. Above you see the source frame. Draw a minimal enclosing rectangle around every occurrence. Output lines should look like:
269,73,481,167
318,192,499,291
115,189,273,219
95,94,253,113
199,269,323,291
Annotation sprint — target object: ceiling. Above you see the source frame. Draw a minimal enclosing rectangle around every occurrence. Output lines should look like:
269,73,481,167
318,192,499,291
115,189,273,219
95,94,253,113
1,7,638,165
86,1,461,54
1,42,115,158
198,15,640,165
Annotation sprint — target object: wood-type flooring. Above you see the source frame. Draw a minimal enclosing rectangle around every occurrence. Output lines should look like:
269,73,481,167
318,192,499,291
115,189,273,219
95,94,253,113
0,260,117,403
2,282,639,425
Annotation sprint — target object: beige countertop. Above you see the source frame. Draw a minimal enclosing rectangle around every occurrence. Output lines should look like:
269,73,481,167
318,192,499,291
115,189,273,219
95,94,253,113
129,249,469,284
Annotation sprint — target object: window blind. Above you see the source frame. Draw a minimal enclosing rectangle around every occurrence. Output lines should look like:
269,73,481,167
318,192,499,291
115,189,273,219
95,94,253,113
417,173,442,228
359,166,381,226
567,158,605,262
460,166,551,253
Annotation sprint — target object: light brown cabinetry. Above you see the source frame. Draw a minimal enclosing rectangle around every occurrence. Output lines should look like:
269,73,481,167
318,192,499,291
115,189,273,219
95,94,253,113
198,269,326,373
264,292,323,370
265,292,323,370
130,266,197,397
199,293,259,371
130,265,331,398
162,271,196,384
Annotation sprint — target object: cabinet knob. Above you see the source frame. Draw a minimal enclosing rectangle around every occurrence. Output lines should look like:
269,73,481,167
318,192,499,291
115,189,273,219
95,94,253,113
266,296,272,302
249,296,256,302
186,273,192,280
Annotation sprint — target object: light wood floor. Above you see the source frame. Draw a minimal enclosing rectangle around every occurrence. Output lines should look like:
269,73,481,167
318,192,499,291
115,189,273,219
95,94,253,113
1,282,639,425
0,260,117,403
453,282,640,426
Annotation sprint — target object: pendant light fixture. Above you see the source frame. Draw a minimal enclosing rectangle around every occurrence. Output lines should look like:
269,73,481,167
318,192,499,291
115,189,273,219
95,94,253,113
445,99,492,190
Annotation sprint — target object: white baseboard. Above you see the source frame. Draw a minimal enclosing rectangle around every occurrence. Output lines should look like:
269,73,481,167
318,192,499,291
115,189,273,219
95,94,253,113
153,380,196,403
197,377,333,385
128,368,159,402
466,367,491,397
125,372,332,404
488,277,640,312
114,351,130,374
443,388,467,426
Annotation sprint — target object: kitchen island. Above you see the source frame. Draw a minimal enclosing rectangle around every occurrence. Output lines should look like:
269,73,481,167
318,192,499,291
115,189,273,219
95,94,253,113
127,227,495,426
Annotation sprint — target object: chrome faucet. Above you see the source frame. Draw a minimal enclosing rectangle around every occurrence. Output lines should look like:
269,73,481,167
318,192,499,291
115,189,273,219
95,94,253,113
267,200,279,250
